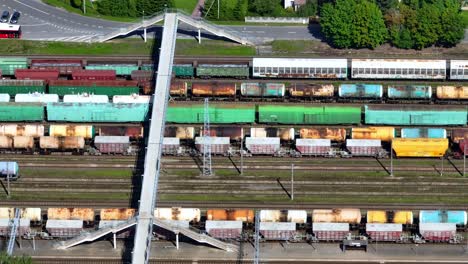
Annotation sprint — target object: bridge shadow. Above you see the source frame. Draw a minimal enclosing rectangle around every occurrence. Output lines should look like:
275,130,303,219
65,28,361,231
375,157,391,175
277,178,291,199
447,157,463,176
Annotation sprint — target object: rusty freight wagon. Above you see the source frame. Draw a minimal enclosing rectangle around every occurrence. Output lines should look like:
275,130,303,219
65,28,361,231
30,60,83,75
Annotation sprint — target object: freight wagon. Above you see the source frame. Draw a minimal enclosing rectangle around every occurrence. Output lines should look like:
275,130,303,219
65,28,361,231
166,103,256,124
196,64,249,79
0,80,45,95
30,59,83,75
252,58,347,79
48,80,139,96
351,59,446,80
85,64,139,76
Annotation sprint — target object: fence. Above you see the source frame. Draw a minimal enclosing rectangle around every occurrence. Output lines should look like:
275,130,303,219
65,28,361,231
245,17,309,24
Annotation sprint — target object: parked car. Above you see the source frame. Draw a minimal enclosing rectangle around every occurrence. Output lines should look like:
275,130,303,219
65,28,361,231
10,11,20,24
1,11,9,23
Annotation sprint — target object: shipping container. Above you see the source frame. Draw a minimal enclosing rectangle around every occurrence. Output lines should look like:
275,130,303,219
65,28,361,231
449,60,468,80
63,94,109,103
167,103,255,124
312,209,361,224
346,139,384,157
39,136,85,150
351,127,395,142
154,208,200,222
97,126,143,138
99,208,136,220
112,95,151,104
172,64,194,78
0,137,13,148
0,103,44,121
312,222,349,241
205,220,243,239
192,82,236,97
0,124,43,137
436,86,468,100
47,208,94,222
240,83,285,97
46,220,83,237
164,127,194,140
49,80,139,96
85,64,138,76
338,84,383,98
245,137,280,155
250,128,294,141
289,84,334,98
259,222,297,240
195,136,230,155
31,59,83,75
253,58,347,79
170,81,188,96
0,162,18,177
419,223,456,242
13,136,34,149
258,105,361,125
205,127,243,141
47,103,149,123
49,125,94,139
0,57,28,75
0,94,9,102
452,129,468,144
207,209,254,222
419,210,467,225
259,210,307,223
94,136,130,154
364,105,467,126
299,128,346,141
351,59,446,79
0,219,30,236
401,128,446,139
295,139,332,155
0,80,45,95
71,70,116,80
162,137,181,155
366,223,403,242
131,70,153,81
197,64,249,78
366,211,413,224
392,138,448,157
387,85,432,99
15,93,59,103
15,69,59,80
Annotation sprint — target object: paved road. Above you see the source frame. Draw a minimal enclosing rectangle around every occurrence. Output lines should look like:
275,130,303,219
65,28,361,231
1,0,466,44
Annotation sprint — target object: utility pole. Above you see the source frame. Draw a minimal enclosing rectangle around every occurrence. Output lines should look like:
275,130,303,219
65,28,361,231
291,163,294,200
6,163,10,198
240,135,244,175
83,0,86,14
390,140,394,177
143,10,147,43
217,0,220,19
464,140,466,177
254,210,260,264
202,98,213,176
440,155,444,177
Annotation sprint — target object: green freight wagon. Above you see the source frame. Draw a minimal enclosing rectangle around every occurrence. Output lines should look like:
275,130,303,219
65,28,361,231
140,64,154,71
85,64,139,75
0,57,28,75
167,103,256,123
196,64,249,78
173,64,194,78
0,80,45,95
47,103,149,122
258,105,362,124
364,105,467,126
0,103,44,121
48,81,140,96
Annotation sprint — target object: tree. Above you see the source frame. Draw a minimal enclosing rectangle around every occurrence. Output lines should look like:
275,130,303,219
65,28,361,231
375,0,399,12
250,0,279,16
297,0,318,17
413,4,442,49
136,0,171,16
71,0,82,9
0,252,32,264
320,0,387,49
437,0,465,46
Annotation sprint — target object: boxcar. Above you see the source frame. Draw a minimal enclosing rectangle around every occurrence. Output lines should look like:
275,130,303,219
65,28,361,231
46,103,149,122
48,80,139,96
0,103,44,121
71,70,116,81
0,57,28,75
166,103,255,124
252,58,347,79
0,80,45,95
15,69,60,80
85,64,139,76
30,59,83,75
449,60,468,80
351,59,446,80
258,105,361,125
196,64,249,79
172,64,194,78
364,105,467,126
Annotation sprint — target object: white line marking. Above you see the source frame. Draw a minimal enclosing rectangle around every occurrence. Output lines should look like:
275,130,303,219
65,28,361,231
13,0,50,15
288,31,296,34
21,23,50,26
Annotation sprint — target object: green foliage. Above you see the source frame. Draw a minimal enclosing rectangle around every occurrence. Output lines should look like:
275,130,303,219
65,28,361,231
136,0,171,16
97,0,170,17
204,0,247,21
297,0,318,17
70,0,82,8
249,0,280,16
0,252,32,264
375,0,399,11
320,0,387,49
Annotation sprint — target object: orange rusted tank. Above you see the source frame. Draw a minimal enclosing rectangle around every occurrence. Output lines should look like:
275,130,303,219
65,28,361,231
49,125,94,139
13,136,34,149
289,84,334,97
351,127,395,142
170,81,188,96
299,128,346,141
192,82,236,97
164,127,195,140
0,124,44,137
47,208,94,221
100,208,136,220
312,209,362,224
0,136,13,148
207,209,254,223
436,86,468,99
39,136,85,149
